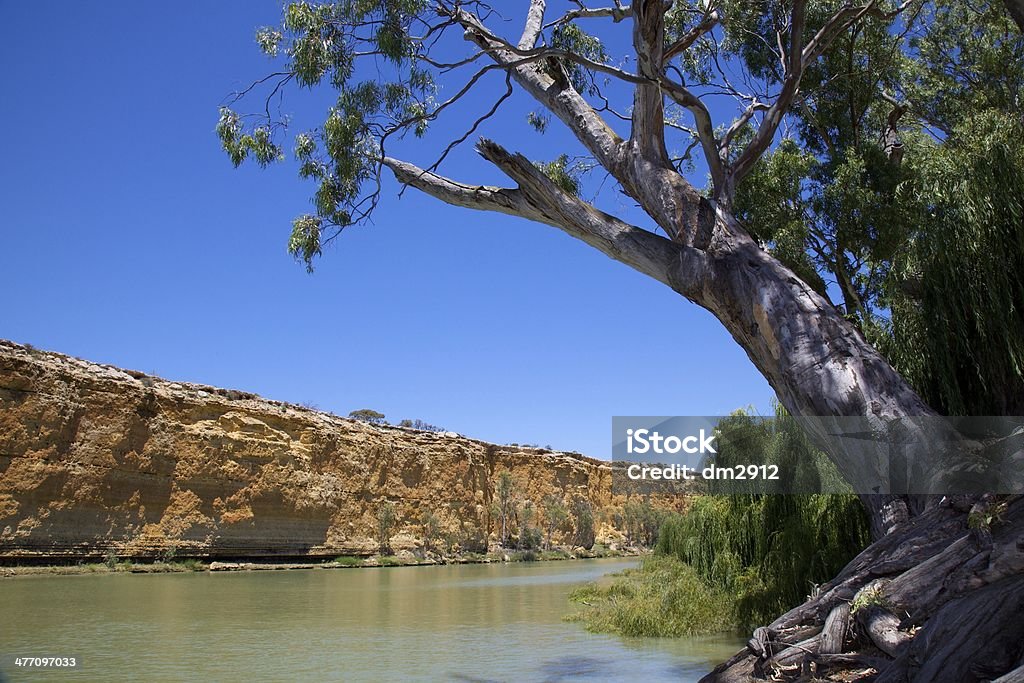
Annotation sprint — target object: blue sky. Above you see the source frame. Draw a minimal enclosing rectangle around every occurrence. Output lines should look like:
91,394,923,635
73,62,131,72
1,2,774,457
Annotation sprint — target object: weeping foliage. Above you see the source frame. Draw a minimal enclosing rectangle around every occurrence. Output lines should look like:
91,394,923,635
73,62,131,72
655,407,870,629
729,1,1024,416
657,493,868,630
570,406,870,635
874,112,1024,416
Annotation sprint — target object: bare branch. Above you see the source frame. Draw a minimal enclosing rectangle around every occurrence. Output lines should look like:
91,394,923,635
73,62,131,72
543,4,631,29
449,6,624,169
518,0,547,49
720,100,769,154
663,10,720,62
384,142,710,298
427,73,514,171
383,157,542,221
658,78,726,195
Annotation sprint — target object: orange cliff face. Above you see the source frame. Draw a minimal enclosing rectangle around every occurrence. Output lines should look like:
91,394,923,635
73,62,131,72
0,341,688,562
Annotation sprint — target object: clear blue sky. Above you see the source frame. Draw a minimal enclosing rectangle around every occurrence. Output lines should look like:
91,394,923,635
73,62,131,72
1,2,774,457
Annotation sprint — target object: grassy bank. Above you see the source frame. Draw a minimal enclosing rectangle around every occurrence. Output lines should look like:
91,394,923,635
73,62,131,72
566,555,735,637
567,494,869,636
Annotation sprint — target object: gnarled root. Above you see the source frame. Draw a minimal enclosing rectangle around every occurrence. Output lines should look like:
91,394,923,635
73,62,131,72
701,495,1024,682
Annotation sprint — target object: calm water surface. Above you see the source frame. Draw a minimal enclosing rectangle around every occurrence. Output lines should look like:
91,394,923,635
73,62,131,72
0,559,742,682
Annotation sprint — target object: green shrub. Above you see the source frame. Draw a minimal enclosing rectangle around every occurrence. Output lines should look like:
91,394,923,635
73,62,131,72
104,550,118,569
333,555,364,567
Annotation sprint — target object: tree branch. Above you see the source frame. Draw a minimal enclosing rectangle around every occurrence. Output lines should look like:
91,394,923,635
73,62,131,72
383,157,541,220
727,0,884,194
663,10,720,62
383,143,710,298
659,78,726,195
518,0,547,50
543,4,632,29
449,5,624,169
630,0,671,164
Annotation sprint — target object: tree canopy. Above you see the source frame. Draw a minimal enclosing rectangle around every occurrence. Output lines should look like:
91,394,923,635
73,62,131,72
221,0,1024,423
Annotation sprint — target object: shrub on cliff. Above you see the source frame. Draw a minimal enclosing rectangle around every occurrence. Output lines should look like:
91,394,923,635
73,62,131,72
350,409,387,425
398,418,444,432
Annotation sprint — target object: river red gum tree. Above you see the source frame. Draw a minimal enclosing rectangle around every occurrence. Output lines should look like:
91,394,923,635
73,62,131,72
221,1,1024,679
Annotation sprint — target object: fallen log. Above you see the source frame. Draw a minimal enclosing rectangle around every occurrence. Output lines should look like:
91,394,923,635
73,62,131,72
820,602,850,654
702,497,1024,682
765,634,822,669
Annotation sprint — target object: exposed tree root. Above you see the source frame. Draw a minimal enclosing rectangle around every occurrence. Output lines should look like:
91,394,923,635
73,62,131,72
701,496,1024,682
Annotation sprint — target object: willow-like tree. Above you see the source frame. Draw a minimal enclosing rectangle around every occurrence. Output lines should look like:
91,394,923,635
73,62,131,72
222,2,1024,679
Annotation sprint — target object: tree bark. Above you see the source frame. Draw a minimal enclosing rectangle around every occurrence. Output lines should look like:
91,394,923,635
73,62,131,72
995,664,1024,683
855,604,911,658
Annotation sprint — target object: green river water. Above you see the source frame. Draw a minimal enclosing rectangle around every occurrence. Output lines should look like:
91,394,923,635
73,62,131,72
0,558,743,682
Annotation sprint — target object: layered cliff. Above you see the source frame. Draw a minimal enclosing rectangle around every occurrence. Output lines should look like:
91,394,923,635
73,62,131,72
0,341,683,561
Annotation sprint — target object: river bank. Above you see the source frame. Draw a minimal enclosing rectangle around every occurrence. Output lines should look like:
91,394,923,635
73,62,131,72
0,544,645,578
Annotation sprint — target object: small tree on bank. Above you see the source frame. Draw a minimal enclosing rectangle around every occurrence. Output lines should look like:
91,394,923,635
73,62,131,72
495,471,516,548
570,496,595,550
376,500,396,555
516,500,542,550
421,511,441,554
542,495,569,551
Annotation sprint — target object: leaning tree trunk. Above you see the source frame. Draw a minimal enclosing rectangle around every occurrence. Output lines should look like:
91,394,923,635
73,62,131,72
386,144,1023,679
381,11,1017,679
388,141,954,537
